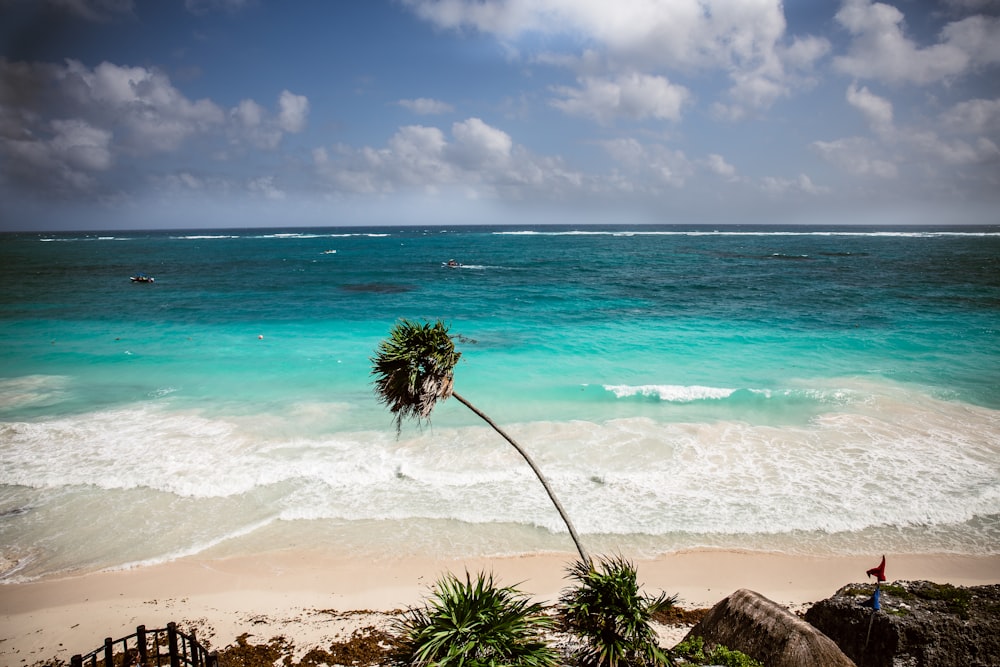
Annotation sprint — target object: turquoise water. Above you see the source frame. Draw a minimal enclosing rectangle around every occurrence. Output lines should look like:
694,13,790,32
1,225,999,581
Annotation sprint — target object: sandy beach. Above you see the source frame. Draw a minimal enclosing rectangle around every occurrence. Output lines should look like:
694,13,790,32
2,549,998,665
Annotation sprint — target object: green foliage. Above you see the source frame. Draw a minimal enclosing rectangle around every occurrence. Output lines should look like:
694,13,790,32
672,636,763,667
394,570,559,667
558,556,677,667
879,584,913,599
918,583,973,619
371,319,461,433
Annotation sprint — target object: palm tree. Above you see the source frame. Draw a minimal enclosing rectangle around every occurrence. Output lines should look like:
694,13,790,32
371,318,588,563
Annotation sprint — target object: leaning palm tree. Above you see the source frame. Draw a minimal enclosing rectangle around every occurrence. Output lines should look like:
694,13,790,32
371,318,588,563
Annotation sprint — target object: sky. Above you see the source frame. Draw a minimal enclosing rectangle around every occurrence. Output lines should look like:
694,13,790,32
0,0,998,231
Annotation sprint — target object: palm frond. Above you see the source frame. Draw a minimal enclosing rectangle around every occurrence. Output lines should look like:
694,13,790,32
371,319,461,433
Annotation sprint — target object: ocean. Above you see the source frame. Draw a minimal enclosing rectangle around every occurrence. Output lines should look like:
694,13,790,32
1,224,998,582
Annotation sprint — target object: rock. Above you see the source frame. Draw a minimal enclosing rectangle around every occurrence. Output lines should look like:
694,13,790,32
682,589,856,667
805,580,1000,667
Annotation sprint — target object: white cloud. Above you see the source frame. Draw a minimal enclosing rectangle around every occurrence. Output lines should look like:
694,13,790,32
313,117,585,199
60,59,225,151
600,137,691,188
403,0,822,117
448,117,512,169
811,137,898,178
846,83,893,132
724,68,787,116
1,118,113,194
940,15,1000,66
703,153,738,180
230,90,309,149
940,98,1000,134
897,127,1000,165
398,98,455,114
230,99,279,148
278,90,309,133
386,125,452,186
832,0,1000,85
49,118,114,171
781,35,832,70
232,99,264,128
247,175,285,200
550,73,690,124
402,0,785,69
0,58,311,199
761,173,828,195
0,58,223,195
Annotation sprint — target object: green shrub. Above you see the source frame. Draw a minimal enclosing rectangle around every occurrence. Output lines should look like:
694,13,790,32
558,556,677,667
672,636,763,667
394,570,558,667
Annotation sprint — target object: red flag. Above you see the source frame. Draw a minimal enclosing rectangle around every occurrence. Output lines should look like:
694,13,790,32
866,555,886,582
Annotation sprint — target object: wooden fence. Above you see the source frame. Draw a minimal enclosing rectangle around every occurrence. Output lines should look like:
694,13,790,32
70,622,218,667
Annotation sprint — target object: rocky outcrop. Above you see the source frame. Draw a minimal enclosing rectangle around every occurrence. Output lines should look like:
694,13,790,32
682,588,856,667
805,580,1000,667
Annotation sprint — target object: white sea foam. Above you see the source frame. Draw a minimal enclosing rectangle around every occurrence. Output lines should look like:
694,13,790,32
1,375,997,581
603,384,736,401
38,236,133,242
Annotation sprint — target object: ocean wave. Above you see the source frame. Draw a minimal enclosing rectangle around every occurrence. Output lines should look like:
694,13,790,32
39,236,134,242
603,384,737,402
492,229,999,238
598,384,854,409
2,392,998,579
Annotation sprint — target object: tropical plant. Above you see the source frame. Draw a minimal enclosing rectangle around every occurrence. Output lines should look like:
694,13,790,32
394,570,559,667
671,636,763,667
371,318,588,562
558,555,677,667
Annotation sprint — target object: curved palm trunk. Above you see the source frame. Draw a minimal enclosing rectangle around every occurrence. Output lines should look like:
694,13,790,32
451,391,589,563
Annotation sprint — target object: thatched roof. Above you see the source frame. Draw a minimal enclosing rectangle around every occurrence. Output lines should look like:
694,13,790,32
683,589,856,667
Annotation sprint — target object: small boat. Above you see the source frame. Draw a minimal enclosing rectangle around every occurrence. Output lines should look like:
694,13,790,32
443,259,462,268
130,273,155,283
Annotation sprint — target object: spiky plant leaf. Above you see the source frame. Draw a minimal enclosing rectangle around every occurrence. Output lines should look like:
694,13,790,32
395,571,559,667
559,556,677,667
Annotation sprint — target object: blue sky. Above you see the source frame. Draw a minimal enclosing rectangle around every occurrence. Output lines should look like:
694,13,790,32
1,0,998,230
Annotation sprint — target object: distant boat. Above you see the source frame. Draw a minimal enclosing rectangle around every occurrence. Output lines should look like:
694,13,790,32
443,259,462,268
130,273,155,283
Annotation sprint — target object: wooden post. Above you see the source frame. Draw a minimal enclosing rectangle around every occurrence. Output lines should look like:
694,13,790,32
71,655,82,667
104,638,113,667
207,651,219,667
137,625,148,665
189,628,198,667
167,622,180,667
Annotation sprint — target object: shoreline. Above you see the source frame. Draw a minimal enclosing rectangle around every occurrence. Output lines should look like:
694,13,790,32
2,549,998,664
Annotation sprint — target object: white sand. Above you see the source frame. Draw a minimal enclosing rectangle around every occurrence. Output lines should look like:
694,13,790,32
2,550,998,665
